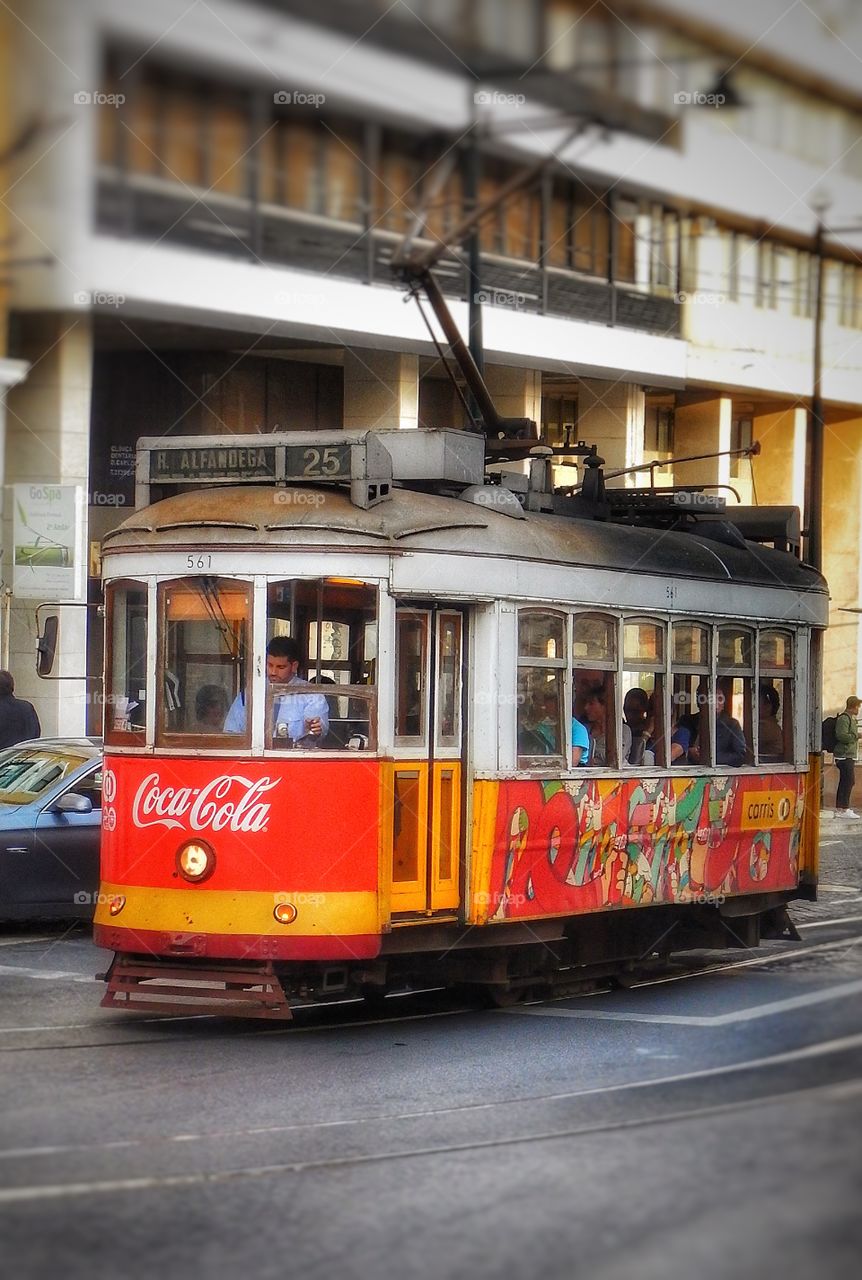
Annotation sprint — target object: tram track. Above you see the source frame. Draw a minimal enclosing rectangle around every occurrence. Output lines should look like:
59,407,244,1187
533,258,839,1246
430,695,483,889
1,916,861,1052
0,1041,860,1206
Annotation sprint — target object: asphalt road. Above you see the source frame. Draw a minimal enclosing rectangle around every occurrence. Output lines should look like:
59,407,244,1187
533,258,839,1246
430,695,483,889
1,825,860,1280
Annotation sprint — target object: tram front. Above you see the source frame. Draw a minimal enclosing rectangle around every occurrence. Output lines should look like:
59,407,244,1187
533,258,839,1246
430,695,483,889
94,524,386,1018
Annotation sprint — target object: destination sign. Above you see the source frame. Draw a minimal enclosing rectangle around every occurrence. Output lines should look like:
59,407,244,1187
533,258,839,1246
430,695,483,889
283,443,351,481
150,446,277,482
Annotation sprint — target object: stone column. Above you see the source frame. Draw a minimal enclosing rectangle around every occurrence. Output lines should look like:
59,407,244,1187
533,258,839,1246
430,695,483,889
484,364,542,427
576,379,645,476
343,349,419,431
822,412,862,713
750,405,807,510
3,313,92,735
672,395,731,489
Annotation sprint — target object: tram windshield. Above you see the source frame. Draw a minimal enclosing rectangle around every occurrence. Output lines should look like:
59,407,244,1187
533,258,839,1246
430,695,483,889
266,578,377,750
105,575,378,750
158,577,251,747
104,580,149,744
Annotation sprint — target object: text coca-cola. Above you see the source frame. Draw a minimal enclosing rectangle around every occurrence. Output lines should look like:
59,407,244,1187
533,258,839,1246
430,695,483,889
131,772,280,833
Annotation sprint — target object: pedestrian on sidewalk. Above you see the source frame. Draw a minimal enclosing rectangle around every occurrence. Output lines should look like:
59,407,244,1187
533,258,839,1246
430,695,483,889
0,670,41,749
834,695,861,817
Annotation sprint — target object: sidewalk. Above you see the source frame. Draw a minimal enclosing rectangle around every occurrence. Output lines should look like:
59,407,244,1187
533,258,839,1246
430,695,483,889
819,808,862,835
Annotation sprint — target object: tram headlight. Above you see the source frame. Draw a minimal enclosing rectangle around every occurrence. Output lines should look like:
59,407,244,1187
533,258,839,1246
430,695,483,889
177,839,215,883
273,901,298,925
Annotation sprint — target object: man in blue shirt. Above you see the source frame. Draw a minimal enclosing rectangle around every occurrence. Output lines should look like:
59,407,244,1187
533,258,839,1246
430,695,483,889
224,636,329,743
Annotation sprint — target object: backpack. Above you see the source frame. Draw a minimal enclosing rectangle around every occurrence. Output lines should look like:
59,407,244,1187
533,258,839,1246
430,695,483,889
821,715,838,753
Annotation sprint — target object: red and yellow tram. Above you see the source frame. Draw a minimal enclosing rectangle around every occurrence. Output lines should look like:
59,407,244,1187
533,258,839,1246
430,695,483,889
88,430,825,1017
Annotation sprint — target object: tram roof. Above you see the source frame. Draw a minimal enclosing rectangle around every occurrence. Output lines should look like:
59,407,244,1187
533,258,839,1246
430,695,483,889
104,484,827,599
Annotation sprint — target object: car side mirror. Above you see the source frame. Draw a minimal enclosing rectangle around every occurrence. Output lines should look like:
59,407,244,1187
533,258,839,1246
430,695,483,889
51,792,93,815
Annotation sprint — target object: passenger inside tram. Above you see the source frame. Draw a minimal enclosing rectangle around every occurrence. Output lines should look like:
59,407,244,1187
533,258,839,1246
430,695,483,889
581,684,608,765
758,682,784,761
714,680,748,765
224,636,329,743
195,684,230,729
622,687,653,766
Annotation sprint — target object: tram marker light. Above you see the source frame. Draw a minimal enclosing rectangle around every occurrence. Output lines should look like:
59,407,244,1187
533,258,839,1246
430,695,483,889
274,901,298,925
109,895,126,916
177,839,216,883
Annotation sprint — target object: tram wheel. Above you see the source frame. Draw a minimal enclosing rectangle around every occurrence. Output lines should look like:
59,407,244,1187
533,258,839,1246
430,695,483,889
481,983,527,1008
360,984,389,1010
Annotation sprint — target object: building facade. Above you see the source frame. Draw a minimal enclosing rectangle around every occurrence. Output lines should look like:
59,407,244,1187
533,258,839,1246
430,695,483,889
2,0,861,732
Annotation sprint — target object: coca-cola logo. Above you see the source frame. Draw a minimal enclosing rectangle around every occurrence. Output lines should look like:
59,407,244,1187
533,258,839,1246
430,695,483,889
131,773,280,833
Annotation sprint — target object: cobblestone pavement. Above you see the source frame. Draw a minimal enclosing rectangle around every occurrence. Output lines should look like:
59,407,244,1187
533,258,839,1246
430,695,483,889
791,815,862,928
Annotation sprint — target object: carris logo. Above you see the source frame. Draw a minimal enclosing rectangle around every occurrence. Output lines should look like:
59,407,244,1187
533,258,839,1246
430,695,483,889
131,773,280,833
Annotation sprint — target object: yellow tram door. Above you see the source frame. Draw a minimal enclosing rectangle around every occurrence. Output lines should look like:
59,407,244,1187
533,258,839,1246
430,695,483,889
387,607,464,918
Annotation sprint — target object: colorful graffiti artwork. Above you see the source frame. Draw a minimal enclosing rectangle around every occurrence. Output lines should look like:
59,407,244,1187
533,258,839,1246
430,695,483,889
483,774,803,922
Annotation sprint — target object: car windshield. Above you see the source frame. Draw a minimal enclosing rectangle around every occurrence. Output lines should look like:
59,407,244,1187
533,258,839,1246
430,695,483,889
0,748,90,806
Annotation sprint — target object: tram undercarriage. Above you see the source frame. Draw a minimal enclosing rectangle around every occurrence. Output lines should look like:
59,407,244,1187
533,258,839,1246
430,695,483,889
98,893,803,1020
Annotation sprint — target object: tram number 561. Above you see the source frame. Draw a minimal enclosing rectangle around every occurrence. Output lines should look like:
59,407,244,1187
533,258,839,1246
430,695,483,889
186,554,213,569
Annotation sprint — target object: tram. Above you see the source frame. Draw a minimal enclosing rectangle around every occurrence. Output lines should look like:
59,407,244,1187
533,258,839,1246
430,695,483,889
81,426,826,1018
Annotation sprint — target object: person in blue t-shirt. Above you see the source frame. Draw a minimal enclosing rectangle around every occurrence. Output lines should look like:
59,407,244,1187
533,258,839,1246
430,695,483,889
571,715,590,766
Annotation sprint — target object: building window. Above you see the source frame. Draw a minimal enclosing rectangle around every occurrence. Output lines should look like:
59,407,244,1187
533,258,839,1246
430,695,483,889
839,264,862,330
644,405,674,455
614,197,638,285
546,178,610,277
541,394,577,445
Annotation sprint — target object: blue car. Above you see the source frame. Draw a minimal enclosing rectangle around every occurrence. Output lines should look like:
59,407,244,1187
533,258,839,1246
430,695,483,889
0,739,102,920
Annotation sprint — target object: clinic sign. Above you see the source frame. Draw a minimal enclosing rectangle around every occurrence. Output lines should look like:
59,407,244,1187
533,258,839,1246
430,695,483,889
12,484,84,599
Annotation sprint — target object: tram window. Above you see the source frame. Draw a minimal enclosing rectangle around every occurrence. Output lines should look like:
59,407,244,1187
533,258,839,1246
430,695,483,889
717,626,754,766
268,579,378,749
622,620,666,767
517,668,565,760
671,623,711,766
105,580,148,745
157,578,250,746
517,610,567,766
718,626,753,669
759,630,794,764
573,612,617,766
395,612,428,744
436,613,462,750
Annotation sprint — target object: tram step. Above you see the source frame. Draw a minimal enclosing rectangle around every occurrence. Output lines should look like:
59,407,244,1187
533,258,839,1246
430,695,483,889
100,956,293,1020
